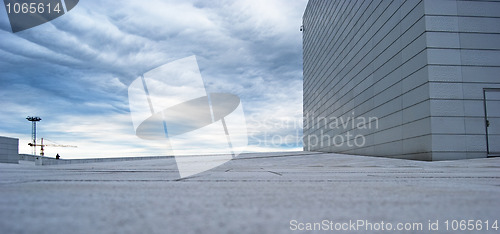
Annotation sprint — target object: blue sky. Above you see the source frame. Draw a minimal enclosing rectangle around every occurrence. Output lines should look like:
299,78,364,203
0,0,308,158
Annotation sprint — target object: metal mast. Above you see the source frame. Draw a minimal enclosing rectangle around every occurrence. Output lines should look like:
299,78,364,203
26,116,41,155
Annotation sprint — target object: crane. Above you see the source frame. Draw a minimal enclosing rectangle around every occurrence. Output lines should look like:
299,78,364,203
28,138,77,157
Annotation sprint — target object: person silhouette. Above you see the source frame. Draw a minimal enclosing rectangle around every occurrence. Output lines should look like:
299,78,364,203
56,154,60,160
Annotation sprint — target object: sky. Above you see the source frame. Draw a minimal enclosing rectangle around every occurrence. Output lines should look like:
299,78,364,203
0,0,308,158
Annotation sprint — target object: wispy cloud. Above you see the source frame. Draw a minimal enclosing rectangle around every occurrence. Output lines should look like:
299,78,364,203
0,0,307,158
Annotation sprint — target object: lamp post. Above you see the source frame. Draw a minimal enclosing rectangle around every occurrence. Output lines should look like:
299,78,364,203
26,116,41,155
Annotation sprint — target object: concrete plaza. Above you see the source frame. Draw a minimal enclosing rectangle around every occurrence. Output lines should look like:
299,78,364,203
0,152,499,233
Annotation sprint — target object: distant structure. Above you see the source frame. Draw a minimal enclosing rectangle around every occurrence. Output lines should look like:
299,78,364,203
0,136,19,164
302,0,500,160
26,116,41,155
28,138,77,156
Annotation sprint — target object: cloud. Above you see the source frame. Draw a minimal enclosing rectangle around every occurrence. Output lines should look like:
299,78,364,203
0,0,308,158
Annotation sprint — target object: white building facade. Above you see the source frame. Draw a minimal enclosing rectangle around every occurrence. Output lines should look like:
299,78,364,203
303,0,500,160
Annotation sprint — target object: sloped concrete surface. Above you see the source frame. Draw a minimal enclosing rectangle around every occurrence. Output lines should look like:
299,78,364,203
0,152,499,233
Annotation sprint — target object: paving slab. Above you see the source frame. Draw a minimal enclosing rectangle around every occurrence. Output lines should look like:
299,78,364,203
0,152,499,234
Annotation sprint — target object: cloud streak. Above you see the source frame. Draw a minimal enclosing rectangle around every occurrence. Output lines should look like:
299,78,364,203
0,0,307,158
